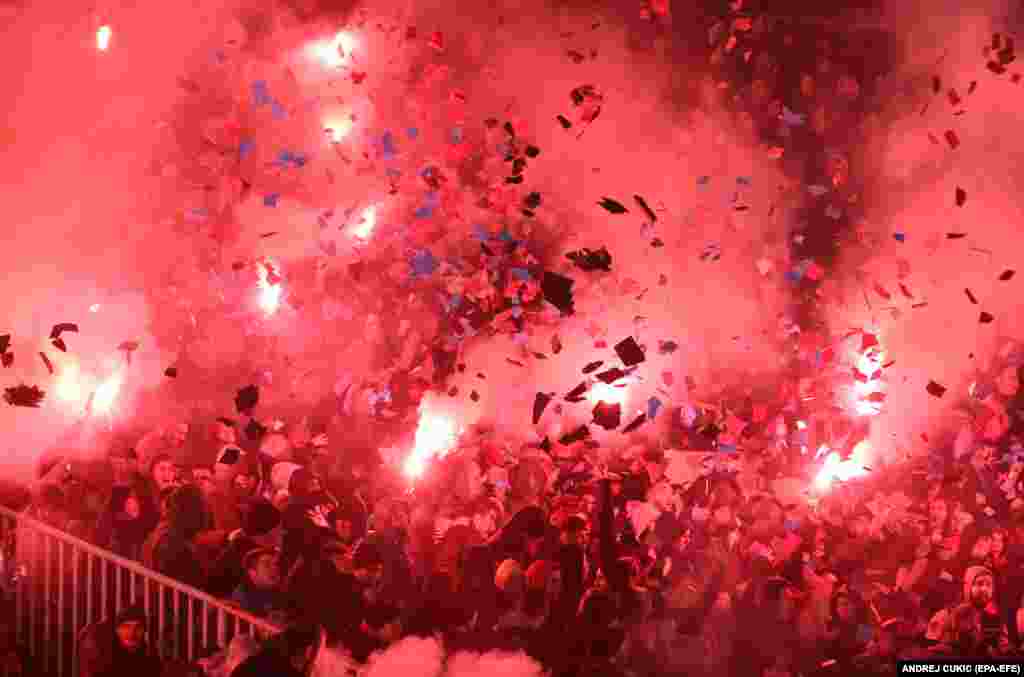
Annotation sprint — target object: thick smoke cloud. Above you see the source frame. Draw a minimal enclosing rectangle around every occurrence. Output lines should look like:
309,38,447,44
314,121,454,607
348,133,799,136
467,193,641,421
0,0,796,479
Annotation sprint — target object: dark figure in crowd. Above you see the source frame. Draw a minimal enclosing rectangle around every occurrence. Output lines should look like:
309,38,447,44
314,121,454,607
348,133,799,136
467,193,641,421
94,483,158,561
231,547,286,618
229,621,324,677
143,484,210,589
206,498,282,598
77,606,162,677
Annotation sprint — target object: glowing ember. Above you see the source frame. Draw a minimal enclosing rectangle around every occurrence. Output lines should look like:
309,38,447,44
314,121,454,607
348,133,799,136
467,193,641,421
96,25,112,51
257,262,283,316
351,205,376,239
814,440,871,491
92,372,122,416
588,381,628,407
309,31,358,68
403,409,460,480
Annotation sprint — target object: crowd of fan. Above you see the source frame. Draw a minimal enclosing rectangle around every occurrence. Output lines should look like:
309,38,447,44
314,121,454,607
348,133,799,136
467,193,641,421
3,354,1024,677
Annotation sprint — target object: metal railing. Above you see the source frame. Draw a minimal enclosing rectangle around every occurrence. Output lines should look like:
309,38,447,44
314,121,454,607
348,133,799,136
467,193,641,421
0,505,280,677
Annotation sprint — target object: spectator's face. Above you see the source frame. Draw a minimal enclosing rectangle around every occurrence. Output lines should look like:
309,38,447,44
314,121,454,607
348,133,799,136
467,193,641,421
248,554,280,589
116,620,146,651
193,469,214,495
124,495,141,520
997,366,1020,398
153,461,177,491
969,574,994,608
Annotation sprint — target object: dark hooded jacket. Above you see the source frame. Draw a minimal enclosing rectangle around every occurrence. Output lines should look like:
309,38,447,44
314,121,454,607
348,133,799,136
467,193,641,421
279,469,336,577
143,485,209,589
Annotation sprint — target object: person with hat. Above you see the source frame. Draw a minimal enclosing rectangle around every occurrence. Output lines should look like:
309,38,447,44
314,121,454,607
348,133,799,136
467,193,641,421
78,605,163,677
925,565,1011,656
231,548,286,618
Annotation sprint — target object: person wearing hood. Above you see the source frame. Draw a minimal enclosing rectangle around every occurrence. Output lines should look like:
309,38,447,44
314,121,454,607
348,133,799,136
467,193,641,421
229,621,324,677
926,565,1011,656
80,605,163,677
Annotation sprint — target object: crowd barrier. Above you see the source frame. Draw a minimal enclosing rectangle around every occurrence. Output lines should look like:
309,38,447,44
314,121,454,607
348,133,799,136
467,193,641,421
0,505,280,677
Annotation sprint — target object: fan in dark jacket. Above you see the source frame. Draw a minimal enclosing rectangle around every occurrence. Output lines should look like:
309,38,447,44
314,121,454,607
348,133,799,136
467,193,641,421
206,498,281,598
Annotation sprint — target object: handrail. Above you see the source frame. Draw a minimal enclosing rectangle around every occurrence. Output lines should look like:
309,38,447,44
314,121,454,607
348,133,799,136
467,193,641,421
0,504,280,635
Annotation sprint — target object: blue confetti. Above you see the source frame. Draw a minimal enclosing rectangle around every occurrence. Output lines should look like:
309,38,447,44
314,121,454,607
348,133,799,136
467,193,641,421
252,81,271,106
239,139,255,159
510,267,531,281
785,270,802,283
410,249,438,276
270,100,287,120
407,127,419,140
718,443,737,453
472,224,490,241
414,205,434,219
264,193,280,207
784,519,801,532
893,232,906,242
647,397,662,420
380,131,396,159
497,226,514,242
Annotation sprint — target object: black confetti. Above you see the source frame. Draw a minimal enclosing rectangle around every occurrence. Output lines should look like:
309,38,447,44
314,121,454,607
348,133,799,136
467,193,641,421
633,195,657,222
38,352,54,374
582,361,604,374
955,187,967,206
0,334,9,354
559,425,590,445
565,382,589,401
51,338,67,353
597,197,629,214
566,247,612,272
658,340,679,355
999,269,1015,281
556,115,572,129
164,367,177,378
595,368,626,384
614,336,646,366
533,392,552,425
621,413,647,434
946,232,967,239
592,401,621,430
4,384,45,408
965,288,979,304
49,323,78,340
926,381,947,398
1,353,12,368
980,311,995,324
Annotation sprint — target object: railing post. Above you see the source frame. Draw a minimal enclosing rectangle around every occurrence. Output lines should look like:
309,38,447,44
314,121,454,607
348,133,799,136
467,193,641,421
71,548,80,677
85,552,94,626
57,540,65,677
43,534,51,676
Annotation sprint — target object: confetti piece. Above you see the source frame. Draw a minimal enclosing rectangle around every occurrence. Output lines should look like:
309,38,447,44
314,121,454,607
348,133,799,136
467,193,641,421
592,401,622,430
235,384,259,415
51,338,67,352
955,187,967,206
556,115,572,129
38,352,54,375
621,413,647,434
49,323,78,339
597,197,629,214
965,288,979,304
944,130,960,149
999,269,1015,281
4,384,45,408
946,232,966,239
2,353,13,368
893,232,905,242
980,311,995,324
633,195,657,222
582,361,604,374
164,367,178,378
926,381,947,398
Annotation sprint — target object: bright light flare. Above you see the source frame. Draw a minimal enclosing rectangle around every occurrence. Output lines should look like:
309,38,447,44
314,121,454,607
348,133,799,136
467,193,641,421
814,440,870,492
403,409,460,480
56,363,84,404
588,381,628,407
309,31,358,68
351,205,376,239
256,262,283,316
96,25,112,51
92,372,123,416
324,116,354,143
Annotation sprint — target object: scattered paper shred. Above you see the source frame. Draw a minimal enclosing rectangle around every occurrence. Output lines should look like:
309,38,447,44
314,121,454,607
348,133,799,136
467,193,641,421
4,384,45,408
633,195,657,222
614,336,645,366
592,400,622,430
49,323,78,339
998,269,1015,281
597,197,629,214
164,367,178,378
944,130,960,149
979,311,995,324
38,352,54,374
582,361,604,374
235,384,260,415
926,380,947,398
955,187,967,206
622,413,647,434
965,288,979,304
